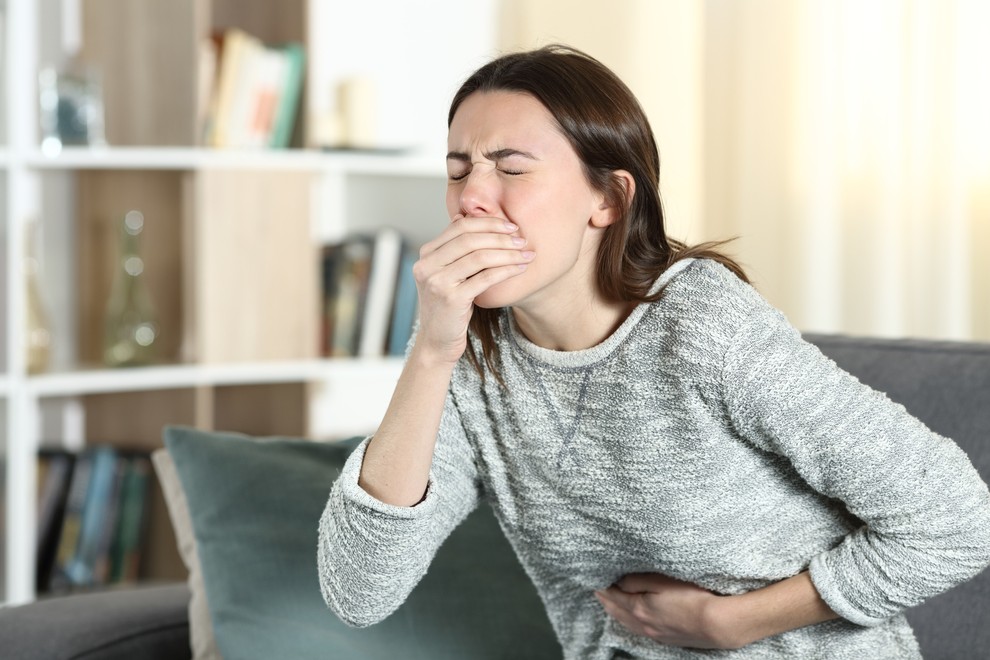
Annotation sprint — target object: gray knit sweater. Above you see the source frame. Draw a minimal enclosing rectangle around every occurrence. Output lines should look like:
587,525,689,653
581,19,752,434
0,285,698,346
318,259,990,659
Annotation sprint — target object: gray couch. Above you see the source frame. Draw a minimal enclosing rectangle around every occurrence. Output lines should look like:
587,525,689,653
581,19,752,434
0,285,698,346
1,334,988,659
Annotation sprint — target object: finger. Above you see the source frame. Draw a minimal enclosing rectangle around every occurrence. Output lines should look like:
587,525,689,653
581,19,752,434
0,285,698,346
416,239,533,292
445,245,534,282
416,239,531,293
421,216,519,260
420,258,531,313
595,592,648,637
431,233,529,272
456,262,532,301
597,586,640,613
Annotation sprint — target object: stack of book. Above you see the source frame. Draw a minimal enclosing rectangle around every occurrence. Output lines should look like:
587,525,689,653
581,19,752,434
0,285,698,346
322,228,419,358
201,28,305,148
36,446,153,593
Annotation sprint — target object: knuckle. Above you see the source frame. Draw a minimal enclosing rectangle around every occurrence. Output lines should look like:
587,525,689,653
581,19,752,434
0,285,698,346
423,276,445,298
461,233,488,251
411,260,428,282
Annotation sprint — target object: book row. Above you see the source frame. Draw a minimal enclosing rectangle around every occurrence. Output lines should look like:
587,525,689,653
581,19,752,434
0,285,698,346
202,28,305,149
35,447,153,594
322,228,419,359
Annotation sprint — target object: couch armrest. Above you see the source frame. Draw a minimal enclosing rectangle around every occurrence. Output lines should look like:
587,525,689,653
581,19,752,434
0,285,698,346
0,583,190,660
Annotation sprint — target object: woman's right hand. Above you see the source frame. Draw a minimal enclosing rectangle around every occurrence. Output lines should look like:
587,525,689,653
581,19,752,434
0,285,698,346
411,214,534,365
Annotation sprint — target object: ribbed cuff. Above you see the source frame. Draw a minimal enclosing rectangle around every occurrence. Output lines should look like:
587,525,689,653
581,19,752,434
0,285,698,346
337,436,439,519
809,552,889,627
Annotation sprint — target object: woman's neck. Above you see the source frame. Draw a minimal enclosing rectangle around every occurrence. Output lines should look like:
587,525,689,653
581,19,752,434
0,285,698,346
510,293,635,352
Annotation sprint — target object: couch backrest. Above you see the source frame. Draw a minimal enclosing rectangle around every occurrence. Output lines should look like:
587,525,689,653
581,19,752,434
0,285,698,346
807,334,990,659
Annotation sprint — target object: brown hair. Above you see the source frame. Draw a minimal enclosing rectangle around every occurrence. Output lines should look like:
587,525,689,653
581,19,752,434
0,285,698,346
449,45,747,380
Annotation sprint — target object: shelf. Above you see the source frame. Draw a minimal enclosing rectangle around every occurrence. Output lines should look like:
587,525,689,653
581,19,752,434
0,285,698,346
25,357,404,397
23,146,446,177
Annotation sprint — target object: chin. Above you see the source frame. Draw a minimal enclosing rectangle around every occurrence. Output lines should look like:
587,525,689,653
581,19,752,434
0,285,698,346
473,277,529,309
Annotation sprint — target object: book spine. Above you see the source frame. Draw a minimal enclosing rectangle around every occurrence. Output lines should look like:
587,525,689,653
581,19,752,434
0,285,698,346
270,43,305,148
109,455,152,583
65,446,118,587
49,451,94,591
35,451,76,592
388,245,420,356
359,228,403,357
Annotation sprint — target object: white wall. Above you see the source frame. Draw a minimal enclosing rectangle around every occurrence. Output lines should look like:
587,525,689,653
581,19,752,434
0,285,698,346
307,0,500,156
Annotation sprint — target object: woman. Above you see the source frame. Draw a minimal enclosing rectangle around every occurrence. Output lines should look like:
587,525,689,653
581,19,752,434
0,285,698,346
318,45,990,658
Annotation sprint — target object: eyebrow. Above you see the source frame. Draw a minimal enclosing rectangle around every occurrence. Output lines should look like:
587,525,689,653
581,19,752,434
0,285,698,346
446,148,540,163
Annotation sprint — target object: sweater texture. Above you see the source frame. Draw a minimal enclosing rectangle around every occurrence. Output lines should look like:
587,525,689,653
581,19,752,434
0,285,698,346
318,258,990,659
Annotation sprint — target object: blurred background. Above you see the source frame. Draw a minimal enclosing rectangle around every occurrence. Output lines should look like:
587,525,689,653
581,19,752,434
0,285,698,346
500,0,990,342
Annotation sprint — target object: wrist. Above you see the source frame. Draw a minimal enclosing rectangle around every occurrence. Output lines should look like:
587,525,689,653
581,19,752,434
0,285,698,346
702,593,752,650
408,339,462,371
705,572,839,650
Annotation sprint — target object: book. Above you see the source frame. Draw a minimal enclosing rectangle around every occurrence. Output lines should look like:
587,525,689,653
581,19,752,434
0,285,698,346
92,455,130,585
321,243,343,356
204,29,306,148
108,455,152,583
65,446,118,587
35,450,76,592
358,228,404,357
205,29,259,147
326,236,374,357
387,243,420,356
49,449,94,592
230,44,287,148
197,37,219,145
270,43,305,148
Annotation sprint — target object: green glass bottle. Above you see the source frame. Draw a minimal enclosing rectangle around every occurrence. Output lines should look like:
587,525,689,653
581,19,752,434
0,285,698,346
104,210,159,367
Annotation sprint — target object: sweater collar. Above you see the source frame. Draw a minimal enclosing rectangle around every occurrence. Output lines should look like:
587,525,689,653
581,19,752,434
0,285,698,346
504,258,696,369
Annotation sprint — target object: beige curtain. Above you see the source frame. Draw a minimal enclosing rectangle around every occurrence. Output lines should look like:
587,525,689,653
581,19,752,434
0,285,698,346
501,0,990,341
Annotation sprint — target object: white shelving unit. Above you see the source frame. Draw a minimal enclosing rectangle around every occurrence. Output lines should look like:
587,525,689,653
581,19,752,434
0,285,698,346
0,0,497,605
24,146,446,175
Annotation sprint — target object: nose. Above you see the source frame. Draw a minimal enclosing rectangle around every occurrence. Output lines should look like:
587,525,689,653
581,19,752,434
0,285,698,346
458,168,499,217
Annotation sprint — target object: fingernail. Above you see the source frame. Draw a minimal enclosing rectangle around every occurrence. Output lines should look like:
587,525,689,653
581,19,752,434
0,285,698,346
511,236,526,246
521,251,535,260
504,221,518,231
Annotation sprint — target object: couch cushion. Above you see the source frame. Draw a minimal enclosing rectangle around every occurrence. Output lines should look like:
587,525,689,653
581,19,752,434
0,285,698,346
152,449,222,660
0,583,190,660
164,426,559,660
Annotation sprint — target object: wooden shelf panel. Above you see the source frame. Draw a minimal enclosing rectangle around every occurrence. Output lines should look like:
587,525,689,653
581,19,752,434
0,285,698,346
76,170,186,366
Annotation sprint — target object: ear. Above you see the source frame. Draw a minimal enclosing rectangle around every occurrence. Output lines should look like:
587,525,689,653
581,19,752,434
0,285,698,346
590,170,636,228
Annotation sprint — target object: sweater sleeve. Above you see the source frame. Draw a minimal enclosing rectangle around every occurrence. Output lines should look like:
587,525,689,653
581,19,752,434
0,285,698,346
722,303,990,627
317,395,481,627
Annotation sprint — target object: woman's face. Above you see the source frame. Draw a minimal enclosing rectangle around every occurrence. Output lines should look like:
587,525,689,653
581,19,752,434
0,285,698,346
446,91,610,310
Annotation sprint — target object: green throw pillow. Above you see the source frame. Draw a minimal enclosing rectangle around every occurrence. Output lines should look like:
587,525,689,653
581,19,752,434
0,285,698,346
163,426,560,660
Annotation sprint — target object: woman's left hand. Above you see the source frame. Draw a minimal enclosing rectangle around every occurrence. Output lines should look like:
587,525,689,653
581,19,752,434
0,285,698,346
595,573,740,650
